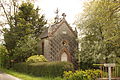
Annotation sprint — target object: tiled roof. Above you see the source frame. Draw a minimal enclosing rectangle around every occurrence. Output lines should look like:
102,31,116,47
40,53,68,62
40,28,48,39
40,18,77,39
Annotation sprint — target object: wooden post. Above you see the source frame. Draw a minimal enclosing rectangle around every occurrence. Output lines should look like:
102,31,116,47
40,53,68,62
108,66,111,80
100,66,103,78
104,63,116,80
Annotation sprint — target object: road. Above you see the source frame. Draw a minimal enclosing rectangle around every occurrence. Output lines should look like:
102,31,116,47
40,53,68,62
0,71,21,80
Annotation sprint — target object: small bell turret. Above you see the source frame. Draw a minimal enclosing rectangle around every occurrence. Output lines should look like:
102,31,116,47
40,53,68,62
54,8,59,23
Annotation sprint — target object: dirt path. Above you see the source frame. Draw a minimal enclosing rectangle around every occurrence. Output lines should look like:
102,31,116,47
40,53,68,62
0,71,21,80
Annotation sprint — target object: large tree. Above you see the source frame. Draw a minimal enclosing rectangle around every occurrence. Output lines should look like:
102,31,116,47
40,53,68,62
0,0,19,43
76,0,120,68
3,2,46,63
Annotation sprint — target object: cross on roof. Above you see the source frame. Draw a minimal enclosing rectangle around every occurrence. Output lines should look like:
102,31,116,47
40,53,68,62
62,13,66,19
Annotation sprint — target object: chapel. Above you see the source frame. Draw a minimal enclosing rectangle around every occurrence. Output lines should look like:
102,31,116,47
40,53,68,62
39,11,78,64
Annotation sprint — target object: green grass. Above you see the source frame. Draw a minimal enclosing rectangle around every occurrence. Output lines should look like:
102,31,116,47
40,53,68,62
0,67,65,80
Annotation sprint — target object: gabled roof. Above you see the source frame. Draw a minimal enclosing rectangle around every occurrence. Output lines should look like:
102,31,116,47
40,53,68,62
40,18,77,39
40,28,48,39
50,18,77,36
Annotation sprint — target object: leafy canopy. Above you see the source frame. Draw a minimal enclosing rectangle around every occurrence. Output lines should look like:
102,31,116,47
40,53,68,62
3,2,47,63
76,0,120,66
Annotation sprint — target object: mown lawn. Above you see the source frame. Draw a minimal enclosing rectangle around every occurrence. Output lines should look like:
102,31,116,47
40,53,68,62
0,68,65,80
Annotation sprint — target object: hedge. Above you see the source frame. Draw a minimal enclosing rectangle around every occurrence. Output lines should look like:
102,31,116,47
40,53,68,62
12,61,74,77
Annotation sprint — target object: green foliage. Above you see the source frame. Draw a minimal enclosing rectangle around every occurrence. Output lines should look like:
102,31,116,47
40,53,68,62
13,62,74,77
79,62,98,70
0,68,65,80
16,3,47,37
13,34,38,62
118,66,120,76
64,70,101,80
0,45,9,67
76,0,120,66
26,55,47,63
3,2,47,63
113,65,120,77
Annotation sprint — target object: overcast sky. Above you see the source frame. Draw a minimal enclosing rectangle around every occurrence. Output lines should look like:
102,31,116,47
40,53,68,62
0,0,87,41
34,0,87,25
0,0,87,26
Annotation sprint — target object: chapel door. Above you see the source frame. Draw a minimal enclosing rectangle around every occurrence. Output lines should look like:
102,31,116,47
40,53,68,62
61,52,68,61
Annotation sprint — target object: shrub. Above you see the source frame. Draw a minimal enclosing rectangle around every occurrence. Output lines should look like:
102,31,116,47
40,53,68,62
13,61,74,77
64,69,101,80
26,55,47,63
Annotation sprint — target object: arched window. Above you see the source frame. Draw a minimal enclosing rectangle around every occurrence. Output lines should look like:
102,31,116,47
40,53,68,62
42,42,44,55
61,52,68,61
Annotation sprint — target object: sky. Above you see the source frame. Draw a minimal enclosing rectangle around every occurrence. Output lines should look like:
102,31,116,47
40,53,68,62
0,0,87,43
34,0,87,25
0,0,87,27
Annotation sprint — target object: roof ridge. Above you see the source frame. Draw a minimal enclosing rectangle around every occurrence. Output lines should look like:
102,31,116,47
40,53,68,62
40,18,77,39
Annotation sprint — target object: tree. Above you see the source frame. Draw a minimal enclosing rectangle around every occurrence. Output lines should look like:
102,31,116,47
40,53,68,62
0,0,19,27
3,2,46,63
0,45,9,67
13,34,38,62
0,0,19,43
76,0,120,67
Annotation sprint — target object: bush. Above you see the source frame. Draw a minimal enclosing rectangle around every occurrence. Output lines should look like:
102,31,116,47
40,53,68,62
80,62,99,70
64,69,101,80
13,61,74,77
26,55,47,63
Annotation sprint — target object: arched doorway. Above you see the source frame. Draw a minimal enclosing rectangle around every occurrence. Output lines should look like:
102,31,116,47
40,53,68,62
61,52,68,61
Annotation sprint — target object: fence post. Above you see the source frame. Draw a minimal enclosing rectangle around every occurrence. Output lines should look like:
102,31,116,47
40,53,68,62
108,66,111,80
104,63,115,80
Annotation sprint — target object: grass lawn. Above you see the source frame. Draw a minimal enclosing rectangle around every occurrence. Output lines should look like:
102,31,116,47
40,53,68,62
0,68,65,80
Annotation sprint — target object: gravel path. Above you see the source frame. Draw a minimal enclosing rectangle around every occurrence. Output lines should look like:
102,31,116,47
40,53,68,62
0,71,21,80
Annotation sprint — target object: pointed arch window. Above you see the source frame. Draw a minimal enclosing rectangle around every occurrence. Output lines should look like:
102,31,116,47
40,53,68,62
61,52,68,61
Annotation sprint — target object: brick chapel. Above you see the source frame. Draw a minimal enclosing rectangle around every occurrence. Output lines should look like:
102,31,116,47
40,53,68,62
39,10,78,63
